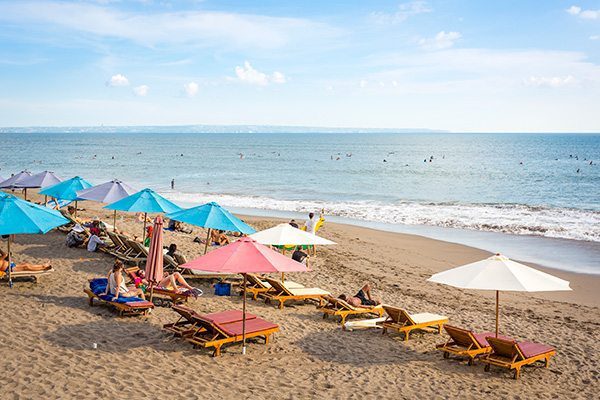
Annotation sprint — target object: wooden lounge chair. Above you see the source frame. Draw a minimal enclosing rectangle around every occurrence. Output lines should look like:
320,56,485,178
0,268,54,283
318,294,384,325
261,277,330,309
83,278,154,316
380,305,448,341
481,337,556,379
181,308,279,356
163,304,204,337
436,325,511,365
240,273,304,300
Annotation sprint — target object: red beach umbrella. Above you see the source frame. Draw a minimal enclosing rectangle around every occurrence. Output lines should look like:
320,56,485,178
145,216,164,300
182,237,307,354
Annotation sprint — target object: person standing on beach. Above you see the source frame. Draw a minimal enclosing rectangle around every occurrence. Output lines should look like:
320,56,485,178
171,179,175,189
304,212,317,235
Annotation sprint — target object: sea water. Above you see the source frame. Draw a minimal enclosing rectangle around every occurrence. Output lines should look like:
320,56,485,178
1,130,598,272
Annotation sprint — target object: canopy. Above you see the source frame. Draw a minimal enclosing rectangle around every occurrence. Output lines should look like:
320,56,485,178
76,179,137,203
182,237,307,354
39,176,93,201
0,195,69,287
0,171,32,188
105,188,181,214
428,253,571,336
13,171,62,189
166,202,255,234
249,223,336,246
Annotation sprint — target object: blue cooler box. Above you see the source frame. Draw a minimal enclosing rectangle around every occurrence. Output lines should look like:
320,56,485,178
214,282,231,296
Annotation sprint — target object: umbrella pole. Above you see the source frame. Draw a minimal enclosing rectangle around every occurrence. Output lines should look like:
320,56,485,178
281,272,285,282
495,290,499,337
142,212,147,242
242,273,247,355
113,210,117,232
44,195,48,207
24,188,27,201
74,201,78,218
7,235,13,288
203,228,211,254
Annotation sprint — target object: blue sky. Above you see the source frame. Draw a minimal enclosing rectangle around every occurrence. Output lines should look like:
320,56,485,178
0,0,599,132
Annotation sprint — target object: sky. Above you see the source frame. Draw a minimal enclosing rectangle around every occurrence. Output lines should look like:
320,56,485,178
0,0,599,132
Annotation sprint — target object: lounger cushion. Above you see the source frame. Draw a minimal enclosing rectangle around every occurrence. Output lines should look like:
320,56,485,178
90,278,146,303
202,310,257,325
288,287,330,296
409,312,447,324
218,318,279,336
472,332,510,348
517,341,555,359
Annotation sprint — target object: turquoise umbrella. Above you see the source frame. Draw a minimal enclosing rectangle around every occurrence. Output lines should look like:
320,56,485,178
39,176,92,216
167,202,255,254
105,188,182,240
0,194,69,287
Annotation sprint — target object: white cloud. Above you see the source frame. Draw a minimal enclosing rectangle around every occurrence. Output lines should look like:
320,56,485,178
0,1,341,50
183,82,199,97
107,73,129,87
271,71,287,84
566,5,599,19
590,35,600,40
359,80,368,88
419,31,462,50
370,1,431,24
525,75,576,88
133,84,149,96
234,61,286,85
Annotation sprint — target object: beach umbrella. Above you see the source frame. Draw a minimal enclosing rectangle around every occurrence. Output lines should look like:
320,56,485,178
0,171,32,193
182,237,307,354
39,176,92,216
105,188,182,240
427,253,571,337
145,216,164,301
166,201,255,254
0,194,69,287
13,171,63,201
250,223,336,277
76,179,137,231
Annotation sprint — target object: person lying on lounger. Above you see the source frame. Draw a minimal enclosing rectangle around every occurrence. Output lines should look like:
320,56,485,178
0,249,52,273
104,260,146,300
210,229,230,246
157,271,196,292
338,283,382,307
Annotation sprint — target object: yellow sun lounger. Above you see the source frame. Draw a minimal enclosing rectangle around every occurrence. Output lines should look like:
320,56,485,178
0,268,54,283
436,325,511,365
481,336,556,379
380,305,448,341
318,295,384,325
261,277,329,309
241,273,304,300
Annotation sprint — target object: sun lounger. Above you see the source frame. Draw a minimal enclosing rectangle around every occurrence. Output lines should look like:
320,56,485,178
240,273,304,300
380,305,448,341
83,278,154,316
318,295,384,325
0,267,54,283
436,325,512,365
261,277,329,309
170,307,278,356
481,336,556,379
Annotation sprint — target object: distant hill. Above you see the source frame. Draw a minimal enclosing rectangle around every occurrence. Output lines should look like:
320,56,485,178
0,125,447,134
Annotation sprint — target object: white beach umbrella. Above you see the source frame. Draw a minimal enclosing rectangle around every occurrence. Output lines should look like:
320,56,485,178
427,253,571,336
249,223,336,246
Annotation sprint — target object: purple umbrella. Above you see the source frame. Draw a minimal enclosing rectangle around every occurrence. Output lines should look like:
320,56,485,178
14,171,63,201
76,179,137,231
0,171,32,200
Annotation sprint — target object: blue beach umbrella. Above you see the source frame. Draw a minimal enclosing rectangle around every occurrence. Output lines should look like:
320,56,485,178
105,188,182,240
77,180,137,231
39,176,92,215
166,202,255,254
0,194,69,287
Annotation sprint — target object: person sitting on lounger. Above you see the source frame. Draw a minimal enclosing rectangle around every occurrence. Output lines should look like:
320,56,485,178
66,225,86,248
339,283,381,307
0,249,52,273
166,243,187,264
210,229,230,246
104,260,146,300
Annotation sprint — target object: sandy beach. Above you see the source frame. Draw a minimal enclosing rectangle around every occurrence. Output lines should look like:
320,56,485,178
1,193,599,399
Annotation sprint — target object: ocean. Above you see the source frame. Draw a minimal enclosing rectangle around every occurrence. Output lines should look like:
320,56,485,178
1,130,599,273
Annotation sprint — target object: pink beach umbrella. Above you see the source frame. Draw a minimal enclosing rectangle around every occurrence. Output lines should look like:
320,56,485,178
145,216,164,301
182,237,308,354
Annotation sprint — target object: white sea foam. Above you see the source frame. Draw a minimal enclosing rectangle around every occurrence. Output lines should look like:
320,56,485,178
162,191,600,242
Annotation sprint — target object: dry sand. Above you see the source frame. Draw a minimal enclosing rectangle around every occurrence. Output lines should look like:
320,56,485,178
1,193,599,399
